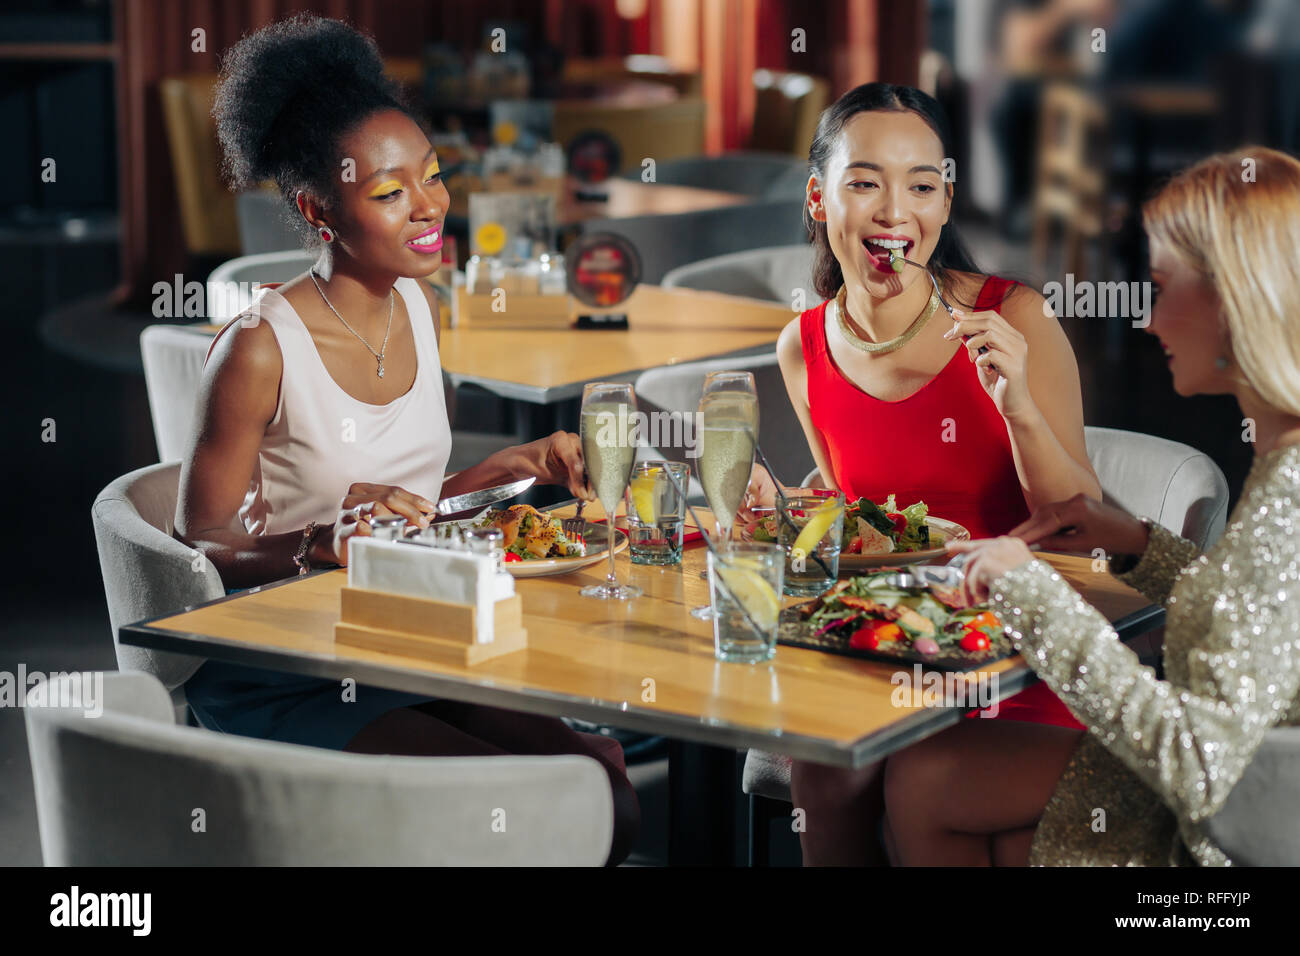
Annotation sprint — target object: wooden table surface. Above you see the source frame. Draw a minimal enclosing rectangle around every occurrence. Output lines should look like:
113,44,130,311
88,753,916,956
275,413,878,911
439,284,794,402
124,508,1159,768
555,177,748,224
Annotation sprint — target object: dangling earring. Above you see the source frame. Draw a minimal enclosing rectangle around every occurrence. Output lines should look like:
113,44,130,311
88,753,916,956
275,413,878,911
318,225,334,243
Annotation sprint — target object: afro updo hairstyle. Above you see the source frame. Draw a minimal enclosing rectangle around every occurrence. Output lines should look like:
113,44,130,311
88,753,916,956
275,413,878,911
213,13,419,247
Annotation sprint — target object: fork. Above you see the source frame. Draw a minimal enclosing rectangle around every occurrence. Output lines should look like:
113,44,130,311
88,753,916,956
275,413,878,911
561,498,588,545
893,252,987,355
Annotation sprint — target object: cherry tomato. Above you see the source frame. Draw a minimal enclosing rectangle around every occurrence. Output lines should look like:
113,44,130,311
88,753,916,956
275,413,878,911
850,619,903,649
849,626,878,650
887,512,908,534
846,536,863,554
504,552,522,563
960,630,991,652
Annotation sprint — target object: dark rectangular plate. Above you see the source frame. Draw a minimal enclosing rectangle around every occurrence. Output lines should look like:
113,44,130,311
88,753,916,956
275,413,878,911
776,609,1017,673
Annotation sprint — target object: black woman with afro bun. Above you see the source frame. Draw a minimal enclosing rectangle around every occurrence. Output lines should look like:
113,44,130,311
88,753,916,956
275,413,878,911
174,14,637,864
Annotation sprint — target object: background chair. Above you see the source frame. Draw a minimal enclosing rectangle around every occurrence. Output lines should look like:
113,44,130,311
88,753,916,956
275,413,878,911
25,672,613,865
236,189,303,255
1205,726,1300,866
748,70,830,156
620,152,809,200
742,426,1232,865
91,462,222,725
158,73,240,259
662,243,815,305
581,198,806,285
206,249,315,319
1030,83,1114,281
562,55,702,97
553,98,707,175
633,350,813,505
140,325,219,463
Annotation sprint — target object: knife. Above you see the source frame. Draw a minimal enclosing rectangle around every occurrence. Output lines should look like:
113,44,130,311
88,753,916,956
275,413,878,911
434,476,536,518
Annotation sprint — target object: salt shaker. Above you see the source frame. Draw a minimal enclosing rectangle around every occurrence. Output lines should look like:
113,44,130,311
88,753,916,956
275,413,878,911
464,527,505,573
370,515,407,541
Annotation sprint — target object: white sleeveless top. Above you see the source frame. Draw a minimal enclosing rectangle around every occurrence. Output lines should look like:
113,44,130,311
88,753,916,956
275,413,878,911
229,277,452,537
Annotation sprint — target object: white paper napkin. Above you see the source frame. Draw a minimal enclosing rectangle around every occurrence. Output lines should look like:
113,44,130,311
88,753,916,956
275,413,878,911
347,538,514,643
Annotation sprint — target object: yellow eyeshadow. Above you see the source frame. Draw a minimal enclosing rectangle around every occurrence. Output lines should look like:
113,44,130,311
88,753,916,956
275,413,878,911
368,180,402,197
424,162,440,178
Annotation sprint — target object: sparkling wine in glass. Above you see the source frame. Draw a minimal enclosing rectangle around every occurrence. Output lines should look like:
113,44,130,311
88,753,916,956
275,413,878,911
579,382,642,600
690,371,758,619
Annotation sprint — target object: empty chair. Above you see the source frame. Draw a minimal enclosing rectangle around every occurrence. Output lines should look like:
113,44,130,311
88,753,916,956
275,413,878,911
553,98,707,175
582,199,806,285
621,152,809,200
662,244,816,305
742,426,1232,864
1205,726,1300,866
748,70,830,156
206,249,315,321
141,325,218,462
236,189,304,255
633,351,813,502
91,462,222,725
25,672,613,865
158,73,240,258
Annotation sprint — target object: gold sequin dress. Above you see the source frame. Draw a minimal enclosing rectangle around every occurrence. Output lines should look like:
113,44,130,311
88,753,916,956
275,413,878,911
987,443,1300,866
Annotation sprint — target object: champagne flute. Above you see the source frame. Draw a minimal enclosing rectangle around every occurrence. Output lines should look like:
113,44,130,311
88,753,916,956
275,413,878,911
579,382,642,600
690,371,759,620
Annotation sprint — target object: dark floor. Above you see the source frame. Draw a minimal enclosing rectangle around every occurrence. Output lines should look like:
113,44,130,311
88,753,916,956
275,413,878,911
0,224,1253,866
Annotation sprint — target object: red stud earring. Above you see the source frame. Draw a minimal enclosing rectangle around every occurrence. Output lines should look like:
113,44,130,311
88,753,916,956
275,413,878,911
318,226,333,243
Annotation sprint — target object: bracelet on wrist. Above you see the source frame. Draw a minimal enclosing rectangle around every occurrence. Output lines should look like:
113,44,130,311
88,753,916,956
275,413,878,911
293,521,323,576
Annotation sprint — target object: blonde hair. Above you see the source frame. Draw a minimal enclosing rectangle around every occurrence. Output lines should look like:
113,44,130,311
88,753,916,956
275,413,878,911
1143,146,1300,418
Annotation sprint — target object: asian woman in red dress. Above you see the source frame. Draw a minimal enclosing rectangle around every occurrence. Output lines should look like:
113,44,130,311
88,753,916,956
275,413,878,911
745,83,1103,864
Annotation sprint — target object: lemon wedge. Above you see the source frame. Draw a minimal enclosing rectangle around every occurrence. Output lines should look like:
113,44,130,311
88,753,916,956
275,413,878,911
629,467,661,523
715,562,781,631
790,498,844,561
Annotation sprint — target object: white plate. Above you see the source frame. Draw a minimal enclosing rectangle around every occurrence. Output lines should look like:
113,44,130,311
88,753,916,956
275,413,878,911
506,521,628,578
838,516,970,571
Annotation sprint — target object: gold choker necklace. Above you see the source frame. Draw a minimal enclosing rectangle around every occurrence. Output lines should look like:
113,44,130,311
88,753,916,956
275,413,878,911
835,279,941,355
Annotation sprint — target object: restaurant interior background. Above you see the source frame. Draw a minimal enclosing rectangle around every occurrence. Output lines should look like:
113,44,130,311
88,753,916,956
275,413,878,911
2,0,1297,866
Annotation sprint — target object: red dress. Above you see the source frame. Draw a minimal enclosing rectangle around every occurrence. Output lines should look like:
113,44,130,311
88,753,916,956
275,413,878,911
799,275,1082,729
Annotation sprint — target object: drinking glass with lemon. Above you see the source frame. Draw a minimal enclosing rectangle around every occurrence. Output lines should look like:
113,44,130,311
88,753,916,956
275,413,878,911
624,461,689,565
777,491,846,596
709,542,784,662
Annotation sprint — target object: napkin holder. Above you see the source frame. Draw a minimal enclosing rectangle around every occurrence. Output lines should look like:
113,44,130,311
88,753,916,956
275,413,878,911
454,284,573,329
334,538,527,666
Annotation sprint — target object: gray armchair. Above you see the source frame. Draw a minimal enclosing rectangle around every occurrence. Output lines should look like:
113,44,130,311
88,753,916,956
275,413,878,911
581,199,806,285
25,672,614,865
633,350,815,500
662,244,816,306
91,461,221,724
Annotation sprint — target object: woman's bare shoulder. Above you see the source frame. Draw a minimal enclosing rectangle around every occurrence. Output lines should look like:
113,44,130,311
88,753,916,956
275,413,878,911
204,314,283,420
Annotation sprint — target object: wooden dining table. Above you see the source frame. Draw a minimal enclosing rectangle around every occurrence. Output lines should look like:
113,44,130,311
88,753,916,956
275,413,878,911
439,283,793,405
121,501,1161,865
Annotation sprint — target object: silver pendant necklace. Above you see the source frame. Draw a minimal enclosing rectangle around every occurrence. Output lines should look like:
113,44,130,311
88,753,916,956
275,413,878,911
308,269,394,378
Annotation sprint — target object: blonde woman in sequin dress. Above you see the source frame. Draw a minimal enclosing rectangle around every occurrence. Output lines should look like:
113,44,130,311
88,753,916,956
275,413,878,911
882,147,1300,866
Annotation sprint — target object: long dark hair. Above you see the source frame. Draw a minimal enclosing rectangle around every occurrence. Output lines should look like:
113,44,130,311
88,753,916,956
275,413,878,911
806,83,988,307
